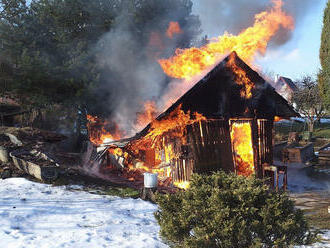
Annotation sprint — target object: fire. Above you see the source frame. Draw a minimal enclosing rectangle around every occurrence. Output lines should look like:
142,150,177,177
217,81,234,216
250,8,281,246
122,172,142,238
227,53,255,99
129,105,205,162
86,115,122,145
274,116,284,122
143,104,206,147
109,147,124,157
230,122,255,176
86,1,293,189
166,21,183,38
135,101,158,131
87,107,204,190
86,114,98,122
173,181,190,189
124,105,205,188
158,0,294,79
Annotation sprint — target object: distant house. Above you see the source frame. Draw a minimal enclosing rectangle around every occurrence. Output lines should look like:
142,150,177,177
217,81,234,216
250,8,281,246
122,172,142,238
273,76,298,102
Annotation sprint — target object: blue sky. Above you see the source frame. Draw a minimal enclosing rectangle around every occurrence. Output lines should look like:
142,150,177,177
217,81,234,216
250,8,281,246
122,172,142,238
192,0,328,81
257,0,328,80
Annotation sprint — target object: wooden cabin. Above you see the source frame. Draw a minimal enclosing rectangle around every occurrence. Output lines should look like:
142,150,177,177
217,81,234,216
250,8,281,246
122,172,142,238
125,52,299,185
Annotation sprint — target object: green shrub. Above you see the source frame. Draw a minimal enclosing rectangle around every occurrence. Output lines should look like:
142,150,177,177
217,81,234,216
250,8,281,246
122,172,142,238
155,171,316,248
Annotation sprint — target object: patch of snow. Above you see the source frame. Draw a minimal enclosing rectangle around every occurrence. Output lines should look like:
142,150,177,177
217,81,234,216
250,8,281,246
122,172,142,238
287,163,330,192
295,231,330,248
0,178,328,247
0,178,167,248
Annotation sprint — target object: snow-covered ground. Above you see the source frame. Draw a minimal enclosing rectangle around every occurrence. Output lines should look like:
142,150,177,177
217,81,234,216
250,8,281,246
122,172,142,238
0,178,328,248
295,231,330,248
287,163,330,192
0,178,167,248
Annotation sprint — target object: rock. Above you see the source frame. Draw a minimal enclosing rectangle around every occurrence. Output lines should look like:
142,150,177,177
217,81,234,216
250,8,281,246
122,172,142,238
4,133,23,146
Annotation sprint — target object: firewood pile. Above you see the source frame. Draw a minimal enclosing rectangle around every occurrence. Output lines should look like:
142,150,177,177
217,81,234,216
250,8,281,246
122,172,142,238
10,149,60,181
0,126,73,181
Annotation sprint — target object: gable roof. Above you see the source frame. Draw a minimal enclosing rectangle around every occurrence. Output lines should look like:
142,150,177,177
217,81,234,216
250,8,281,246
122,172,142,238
159,52,297,118
276,76,298,91
135,52,298,138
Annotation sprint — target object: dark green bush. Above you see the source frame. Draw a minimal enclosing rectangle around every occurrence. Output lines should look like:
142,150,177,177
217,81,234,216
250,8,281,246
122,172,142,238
155,171,316,248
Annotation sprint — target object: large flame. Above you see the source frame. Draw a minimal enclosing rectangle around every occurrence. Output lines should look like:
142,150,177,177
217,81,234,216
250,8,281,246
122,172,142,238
131,105,206,150
145,105,206,145
230,122,255,176
87,106,205,189
126,105,205,188
158,0,294,79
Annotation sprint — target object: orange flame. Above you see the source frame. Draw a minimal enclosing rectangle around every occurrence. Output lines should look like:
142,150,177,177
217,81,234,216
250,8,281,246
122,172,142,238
86,115,123,145
86,114,98,122
158,0,294,79
227,54,255,99
135,101,158,131
126,105,205,182
143,105,206,147
230,122,255,176
166,21,183,38
274,116,284,122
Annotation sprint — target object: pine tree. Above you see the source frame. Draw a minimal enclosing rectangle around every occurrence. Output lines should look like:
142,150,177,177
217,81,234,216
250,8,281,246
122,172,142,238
155,172,317,248
319,0,330,109
0,0,201,111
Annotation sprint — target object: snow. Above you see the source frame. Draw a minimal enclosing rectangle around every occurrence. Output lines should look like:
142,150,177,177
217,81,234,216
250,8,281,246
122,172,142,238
295,231,330,248
0,178,167,248
0,177,328,247
287,163,330,192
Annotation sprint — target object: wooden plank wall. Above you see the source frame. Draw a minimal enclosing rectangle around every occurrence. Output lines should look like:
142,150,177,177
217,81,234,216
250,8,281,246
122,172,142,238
172,158,194,183
186,119,234,174
257,119,274,178
156,118,273,183
158,130,195,183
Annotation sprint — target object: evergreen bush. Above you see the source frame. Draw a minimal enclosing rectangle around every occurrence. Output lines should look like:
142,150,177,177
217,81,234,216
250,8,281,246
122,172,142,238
155,171,316,248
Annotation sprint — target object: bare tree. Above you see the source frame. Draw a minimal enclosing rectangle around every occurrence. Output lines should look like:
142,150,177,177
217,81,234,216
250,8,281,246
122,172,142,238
292,76,325,132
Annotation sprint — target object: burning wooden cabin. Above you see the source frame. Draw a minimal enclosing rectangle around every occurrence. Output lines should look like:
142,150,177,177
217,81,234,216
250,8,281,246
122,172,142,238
87,52,298,188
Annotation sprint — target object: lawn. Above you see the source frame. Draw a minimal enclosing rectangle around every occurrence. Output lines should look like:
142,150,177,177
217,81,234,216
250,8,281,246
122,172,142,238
274,120,330,142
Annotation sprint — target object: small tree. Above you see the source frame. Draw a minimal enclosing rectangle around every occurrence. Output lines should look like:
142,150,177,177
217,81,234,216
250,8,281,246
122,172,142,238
155,172,316,248
292,76,325,133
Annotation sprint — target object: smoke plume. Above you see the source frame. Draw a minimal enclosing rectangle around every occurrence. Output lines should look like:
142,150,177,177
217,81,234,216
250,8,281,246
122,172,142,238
94,16,169,136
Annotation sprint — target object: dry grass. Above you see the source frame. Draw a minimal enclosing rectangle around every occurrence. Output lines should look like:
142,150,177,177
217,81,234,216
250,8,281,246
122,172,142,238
305,206,330,230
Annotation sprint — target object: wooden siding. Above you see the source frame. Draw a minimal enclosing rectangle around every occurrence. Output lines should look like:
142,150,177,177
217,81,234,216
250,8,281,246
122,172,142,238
187,119,234,175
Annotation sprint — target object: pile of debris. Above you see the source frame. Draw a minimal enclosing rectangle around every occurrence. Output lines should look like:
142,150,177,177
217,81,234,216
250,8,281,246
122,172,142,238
0,126,78,182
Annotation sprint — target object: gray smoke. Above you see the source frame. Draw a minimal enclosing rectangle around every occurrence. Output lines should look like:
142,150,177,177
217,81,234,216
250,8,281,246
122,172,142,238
94,17,167,136
192,0,317,46
92,4,202,136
